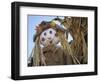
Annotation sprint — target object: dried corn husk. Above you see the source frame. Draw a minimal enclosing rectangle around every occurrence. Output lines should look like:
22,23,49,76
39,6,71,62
57,31,80,64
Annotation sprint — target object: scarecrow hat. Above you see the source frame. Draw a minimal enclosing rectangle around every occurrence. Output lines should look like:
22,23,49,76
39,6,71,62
33,21,67,42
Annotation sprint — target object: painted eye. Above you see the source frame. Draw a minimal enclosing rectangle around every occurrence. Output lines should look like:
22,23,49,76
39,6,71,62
42,37,45,41
44,32,46,36
49,30,52,34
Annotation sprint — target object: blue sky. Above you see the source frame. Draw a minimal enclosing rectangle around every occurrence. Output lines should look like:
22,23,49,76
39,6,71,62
27,15,64,58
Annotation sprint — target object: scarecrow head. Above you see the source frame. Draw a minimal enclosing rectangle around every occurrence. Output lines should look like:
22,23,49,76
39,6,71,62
40,28,59,46
34,21,66,47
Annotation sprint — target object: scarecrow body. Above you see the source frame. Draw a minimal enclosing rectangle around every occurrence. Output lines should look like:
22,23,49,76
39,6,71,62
42,45,73,65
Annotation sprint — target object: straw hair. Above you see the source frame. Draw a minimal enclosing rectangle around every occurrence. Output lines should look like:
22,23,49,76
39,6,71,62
33,37,40,66
33,36,46,66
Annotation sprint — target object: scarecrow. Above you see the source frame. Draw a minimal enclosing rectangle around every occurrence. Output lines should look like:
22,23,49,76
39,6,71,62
32,20,80,66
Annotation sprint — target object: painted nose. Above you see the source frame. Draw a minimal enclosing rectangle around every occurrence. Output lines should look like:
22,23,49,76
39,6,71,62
48,37,51,40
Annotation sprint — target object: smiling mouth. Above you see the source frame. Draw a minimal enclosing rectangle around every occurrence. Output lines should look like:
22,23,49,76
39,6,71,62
50,41,52,44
